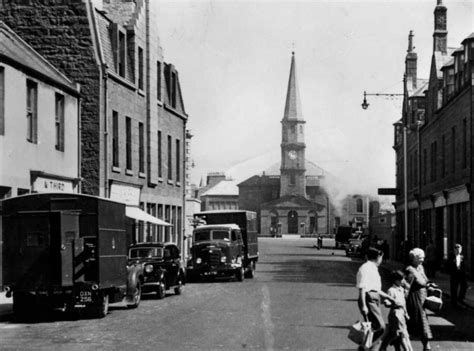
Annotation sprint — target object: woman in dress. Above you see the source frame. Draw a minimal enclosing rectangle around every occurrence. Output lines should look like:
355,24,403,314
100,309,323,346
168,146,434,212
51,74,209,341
405,248,433,351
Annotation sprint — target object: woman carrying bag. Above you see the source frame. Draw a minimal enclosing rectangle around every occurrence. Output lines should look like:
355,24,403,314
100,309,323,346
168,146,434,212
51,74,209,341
405,248,434,351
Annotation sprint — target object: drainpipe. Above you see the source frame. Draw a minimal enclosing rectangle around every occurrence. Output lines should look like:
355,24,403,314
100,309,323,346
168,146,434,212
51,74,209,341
103,66,109,197
77,94,82,193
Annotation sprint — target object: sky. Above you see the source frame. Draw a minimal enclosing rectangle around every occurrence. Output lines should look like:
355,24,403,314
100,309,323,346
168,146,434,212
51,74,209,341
155,0,473,207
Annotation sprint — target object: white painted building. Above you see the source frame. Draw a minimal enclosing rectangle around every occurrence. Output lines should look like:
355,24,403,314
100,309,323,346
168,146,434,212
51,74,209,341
0,22,81,198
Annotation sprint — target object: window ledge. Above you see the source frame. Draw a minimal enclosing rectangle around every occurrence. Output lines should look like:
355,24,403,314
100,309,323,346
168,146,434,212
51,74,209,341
138,89,145,97
167,179,174,185
176,182,181,187
157,99,163,107
112,166,121,173
126,169,134,176
158,177,163,183
139,172,146,179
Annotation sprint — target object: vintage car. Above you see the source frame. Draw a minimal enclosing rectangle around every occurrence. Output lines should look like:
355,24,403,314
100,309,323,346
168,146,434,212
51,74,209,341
345,233,369,258
128,242,185,299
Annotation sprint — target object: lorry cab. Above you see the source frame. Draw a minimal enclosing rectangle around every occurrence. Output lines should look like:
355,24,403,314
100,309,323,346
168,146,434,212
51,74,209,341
187,224,245,281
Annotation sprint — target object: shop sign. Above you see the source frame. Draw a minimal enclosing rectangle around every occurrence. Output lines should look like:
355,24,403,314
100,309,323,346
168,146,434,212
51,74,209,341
109,183,140,206
33,176,74,193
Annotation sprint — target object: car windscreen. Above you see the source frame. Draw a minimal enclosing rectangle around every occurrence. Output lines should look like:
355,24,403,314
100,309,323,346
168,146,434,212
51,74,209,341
212,230,230,241
194,231,211,242
129,247,163,259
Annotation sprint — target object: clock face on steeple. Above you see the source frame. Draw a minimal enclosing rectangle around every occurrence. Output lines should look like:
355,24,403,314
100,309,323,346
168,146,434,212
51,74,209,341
288,150,297,160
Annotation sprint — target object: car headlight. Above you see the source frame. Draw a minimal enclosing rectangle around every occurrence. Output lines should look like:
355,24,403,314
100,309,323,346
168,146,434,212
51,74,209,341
145,264,154,273
196,257,202,264
220,256,227,263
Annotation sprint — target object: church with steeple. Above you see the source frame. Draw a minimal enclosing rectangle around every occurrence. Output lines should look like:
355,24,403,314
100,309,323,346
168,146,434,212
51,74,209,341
238,52,330,235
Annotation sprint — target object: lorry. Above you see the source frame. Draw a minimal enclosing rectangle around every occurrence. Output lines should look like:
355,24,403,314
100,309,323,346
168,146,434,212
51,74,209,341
335,225,353,249
187,210,259,281
0,193,142,319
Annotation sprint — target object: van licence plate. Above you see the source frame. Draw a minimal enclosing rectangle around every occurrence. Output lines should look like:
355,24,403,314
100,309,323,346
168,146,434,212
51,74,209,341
79,291,92,303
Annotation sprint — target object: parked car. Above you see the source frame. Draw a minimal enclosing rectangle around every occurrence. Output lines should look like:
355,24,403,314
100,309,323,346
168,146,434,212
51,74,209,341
128,242,185,299
345,233,369,258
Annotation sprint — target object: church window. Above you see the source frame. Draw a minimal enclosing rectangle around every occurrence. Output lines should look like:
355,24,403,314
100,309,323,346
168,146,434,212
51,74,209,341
290,173,296,185
356,198,363,213
291,125,296,134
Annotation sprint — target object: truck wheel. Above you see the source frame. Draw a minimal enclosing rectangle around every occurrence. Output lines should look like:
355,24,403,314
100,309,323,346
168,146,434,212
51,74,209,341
236,267,244,282
174,277,183,295
156,281,166,299
13,293,32,320
246,262,256,279
127,281,141,309
92,293,109,318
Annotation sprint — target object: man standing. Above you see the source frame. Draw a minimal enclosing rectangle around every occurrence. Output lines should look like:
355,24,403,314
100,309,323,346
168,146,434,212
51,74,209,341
447,243,467,307
356,247,397,350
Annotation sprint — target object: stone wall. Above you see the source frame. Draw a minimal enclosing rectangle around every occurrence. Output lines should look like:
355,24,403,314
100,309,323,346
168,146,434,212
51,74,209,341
0,0,102,195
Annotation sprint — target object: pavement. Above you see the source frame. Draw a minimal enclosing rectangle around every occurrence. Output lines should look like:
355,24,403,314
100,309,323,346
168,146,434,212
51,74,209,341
381,259,474,310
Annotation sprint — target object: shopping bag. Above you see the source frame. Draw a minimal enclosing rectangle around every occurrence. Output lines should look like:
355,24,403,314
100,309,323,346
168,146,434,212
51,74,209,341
424,287,443,312
348,320,372,345
363,327,373,349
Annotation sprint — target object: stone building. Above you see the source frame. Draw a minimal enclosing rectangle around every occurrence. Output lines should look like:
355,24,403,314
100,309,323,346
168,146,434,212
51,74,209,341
200,179,239,211
0,0,188,254
394,0,474,277
239,53,329,236
0,21,81,198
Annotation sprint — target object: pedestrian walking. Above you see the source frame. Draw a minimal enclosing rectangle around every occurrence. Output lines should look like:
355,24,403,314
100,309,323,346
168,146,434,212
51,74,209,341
317,235,323,249
356,247,398,351
405,248,433,351
380,270,413,351
424,240,436,279
446,243,467,307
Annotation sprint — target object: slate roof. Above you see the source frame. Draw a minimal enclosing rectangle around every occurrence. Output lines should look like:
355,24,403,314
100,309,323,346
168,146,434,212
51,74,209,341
409,79,429,98
434,48,455,79
260,195,325,210
201,180,239,197
0,21,79,95
462,32,474,44
264,159,325,177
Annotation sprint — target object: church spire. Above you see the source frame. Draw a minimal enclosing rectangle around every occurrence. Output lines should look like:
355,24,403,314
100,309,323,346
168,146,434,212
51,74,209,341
283,52,304,121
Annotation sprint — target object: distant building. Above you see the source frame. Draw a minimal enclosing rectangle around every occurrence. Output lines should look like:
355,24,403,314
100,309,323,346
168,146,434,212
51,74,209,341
0,1,189,255
370,211,396,258
0,22,81,198
239,53,330,236
338,195,373,231
200,179,239,211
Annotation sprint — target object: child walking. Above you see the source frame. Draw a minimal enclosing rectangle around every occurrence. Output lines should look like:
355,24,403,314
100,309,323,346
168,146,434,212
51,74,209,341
380,270,413,351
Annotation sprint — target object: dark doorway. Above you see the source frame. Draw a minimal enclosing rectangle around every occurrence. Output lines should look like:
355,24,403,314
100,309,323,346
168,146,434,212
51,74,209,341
288,210,298,234
309,212,317,234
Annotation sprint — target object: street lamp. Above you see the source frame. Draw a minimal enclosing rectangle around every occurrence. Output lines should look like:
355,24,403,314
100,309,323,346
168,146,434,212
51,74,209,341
361,80,407,244
361,91,404,110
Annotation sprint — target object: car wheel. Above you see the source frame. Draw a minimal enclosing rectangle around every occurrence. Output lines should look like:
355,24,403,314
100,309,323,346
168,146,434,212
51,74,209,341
156,281,166,299
174,277,183,295
127,281,141,309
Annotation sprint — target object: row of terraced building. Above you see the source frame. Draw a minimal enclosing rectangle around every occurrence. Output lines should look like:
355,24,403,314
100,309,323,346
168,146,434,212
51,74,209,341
0,0,190,256
394,0,474,278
